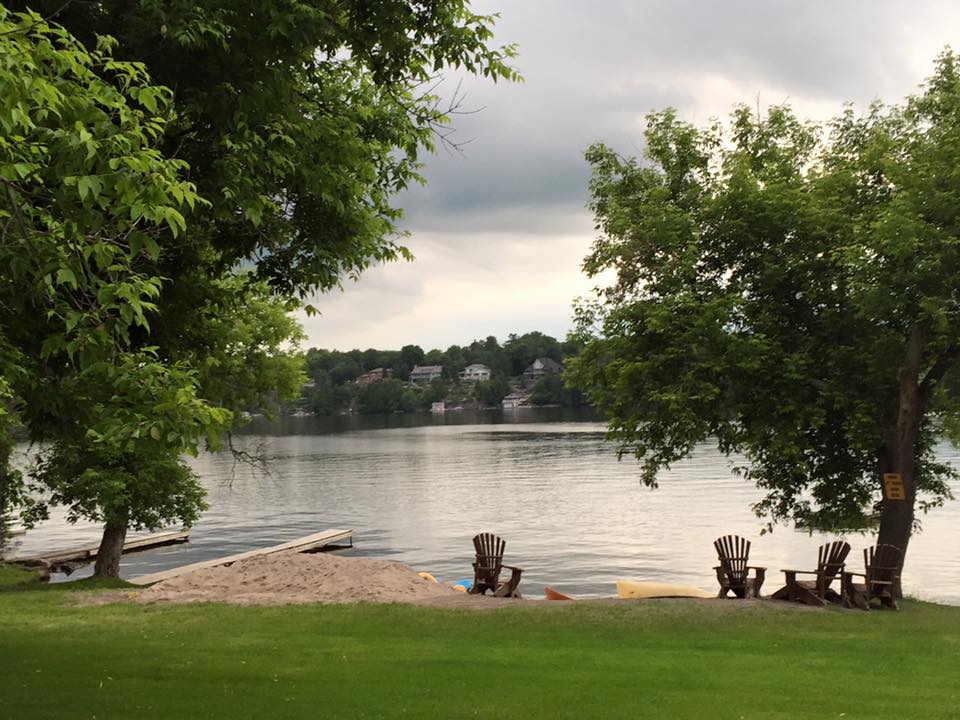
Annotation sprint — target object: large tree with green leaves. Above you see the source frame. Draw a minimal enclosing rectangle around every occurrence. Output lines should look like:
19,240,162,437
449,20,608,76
570,52,960,580
13,0,519,300
1,1,517,574
0,6,233,572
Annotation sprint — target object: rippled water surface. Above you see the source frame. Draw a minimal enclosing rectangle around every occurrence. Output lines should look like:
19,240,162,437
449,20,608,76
9,409,960,604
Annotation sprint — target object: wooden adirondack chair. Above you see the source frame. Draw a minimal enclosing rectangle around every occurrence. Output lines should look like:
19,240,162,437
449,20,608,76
771,540,850,606
841,544,901,610
714,535,766,598
470,533,523,598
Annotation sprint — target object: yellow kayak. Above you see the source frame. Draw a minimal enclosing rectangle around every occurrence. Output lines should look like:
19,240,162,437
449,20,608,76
616,579,714,599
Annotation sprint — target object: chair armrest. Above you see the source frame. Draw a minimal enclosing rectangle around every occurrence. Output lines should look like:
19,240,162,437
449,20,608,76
843,571,866,579
779,569,818,575
747,566,766,572
503,565,523,573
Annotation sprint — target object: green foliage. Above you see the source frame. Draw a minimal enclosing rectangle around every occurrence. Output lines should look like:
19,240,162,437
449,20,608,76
15,0,520,297
0,7,204,364
421,377,449,406
0,369,22,546
297,331,586,415
170,276,306,420
397,344,426,380
0,7,227,539
29,441,206,530
504,332,563,376
1,1,520,571
355,378,415,414
571,52,960,534
528,374,583,407
474,377,510,407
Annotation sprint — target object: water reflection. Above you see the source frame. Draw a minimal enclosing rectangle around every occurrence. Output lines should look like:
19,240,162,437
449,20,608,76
8,408,959,605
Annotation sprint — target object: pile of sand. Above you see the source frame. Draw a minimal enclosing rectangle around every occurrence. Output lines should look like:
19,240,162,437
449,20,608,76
136,552,466,606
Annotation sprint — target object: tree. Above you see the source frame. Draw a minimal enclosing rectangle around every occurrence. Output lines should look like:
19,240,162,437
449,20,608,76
2,0,518,576
330,359,361,385
14,0,519,299
504,331,562,375
569,52,960,582
0,7,234,575
397,344,425,380
474,377,509,407
421,377,449,406
528,375,582,407
356,378,414,414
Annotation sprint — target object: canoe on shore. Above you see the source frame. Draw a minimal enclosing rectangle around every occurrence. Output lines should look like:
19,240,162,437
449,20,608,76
616,579,713,600
544,586,576,601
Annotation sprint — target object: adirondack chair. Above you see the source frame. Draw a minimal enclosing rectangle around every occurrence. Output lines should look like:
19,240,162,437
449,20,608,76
470,533,523,598
841,544,901,610
771,540,850,606
713,535,766,598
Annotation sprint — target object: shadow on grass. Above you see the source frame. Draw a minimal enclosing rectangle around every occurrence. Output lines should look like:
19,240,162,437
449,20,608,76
0,563,133,592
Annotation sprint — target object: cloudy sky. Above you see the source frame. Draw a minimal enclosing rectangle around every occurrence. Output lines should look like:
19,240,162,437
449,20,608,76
300,0,960,352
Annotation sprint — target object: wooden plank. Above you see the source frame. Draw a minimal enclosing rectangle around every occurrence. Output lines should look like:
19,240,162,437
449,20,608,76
129,528,354,586
1,515,25,536
8,530,189,564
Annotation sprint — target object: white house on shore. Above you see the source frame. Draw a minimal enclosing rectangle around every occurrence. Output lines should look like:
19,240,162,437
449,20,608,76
409,365,444,383
458,363,491,382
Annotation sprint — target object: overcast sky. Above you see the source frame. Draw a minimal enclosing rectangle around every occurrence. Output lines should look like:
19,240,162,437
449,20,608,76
299,0,960,352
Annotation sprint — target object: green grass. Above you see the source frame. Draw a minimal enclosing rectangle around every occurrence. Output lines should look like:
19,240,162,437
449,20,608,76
1,566,958,719
0,562,41,589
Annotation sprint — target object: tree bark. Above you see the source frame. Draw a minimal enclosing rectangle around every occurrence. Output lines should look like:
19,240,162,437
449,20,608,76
876,325,925,597
93,508,129,579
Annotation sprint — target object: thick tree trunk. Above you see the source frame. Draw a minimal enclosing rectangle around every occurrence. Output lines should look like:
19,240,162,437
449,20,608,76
93,509,129,579
876,325,925,597
876,442,915,594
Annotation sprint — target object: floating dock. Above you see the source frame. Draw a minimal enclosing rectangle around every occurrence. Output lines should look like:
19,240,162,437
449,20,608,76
1,514,25,537
6,530,190,565
129,528,354,586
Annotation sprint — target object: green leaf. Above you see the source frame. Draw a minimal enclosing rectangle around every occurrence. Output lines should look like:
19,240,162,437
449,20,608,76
55,267,77,289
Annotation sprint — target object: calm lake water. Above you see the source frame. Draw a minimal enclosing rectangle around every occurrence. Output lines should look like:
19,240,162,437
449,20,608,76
8,408,960,605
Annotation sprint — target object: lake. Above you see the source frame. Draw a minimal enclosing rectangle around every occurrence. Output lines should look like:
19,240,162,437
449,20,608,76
7,408,959,605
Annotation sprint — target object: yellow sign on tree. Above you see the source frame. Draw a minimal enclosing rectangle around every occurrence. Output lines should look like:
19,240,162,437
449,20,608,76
883,473,906,501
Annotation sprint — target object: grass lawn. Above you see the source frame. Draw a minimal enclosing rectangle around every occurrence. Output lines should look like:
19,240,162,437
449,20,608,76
1,566,958,719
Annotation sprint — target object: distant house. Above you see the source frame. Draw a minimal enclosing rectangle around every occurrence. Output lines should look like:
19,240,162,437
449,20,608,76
409,365,444,383
458,363,491,382
356,367,392,386
502,392,526,410
431,401,446,414
523,357,562,384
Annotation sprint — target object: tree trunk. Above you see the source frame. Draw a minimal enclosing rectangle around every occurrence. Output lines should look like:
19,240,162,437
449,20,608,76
875,325,925,597
93,509,129,579
876,441,915,596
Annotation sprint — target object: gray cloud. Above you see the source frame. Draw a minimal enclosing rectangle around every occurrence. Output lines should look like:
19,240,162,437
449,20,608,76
304,0,960,350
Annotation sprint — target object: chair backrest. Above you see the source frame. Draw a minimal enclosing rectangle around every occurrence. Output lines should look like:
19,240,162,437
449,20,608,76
473,533,505,585
816,540,851,585
865,544,901,589
714,535,750,585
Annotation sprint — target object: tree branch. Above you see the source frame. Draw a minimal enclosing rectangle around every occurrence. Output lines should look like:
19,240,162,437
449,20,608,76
920,343,960,402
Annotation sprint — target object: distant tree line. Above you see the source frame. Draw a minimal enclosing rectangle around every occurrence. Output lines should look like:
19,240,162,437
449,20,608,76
299,332,586,415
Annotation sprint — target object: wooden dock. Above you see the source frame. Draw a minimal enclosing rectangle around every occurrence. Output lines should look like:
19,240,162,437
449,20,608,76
2,514,25,537
129,528,354,586
7,530,190,565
